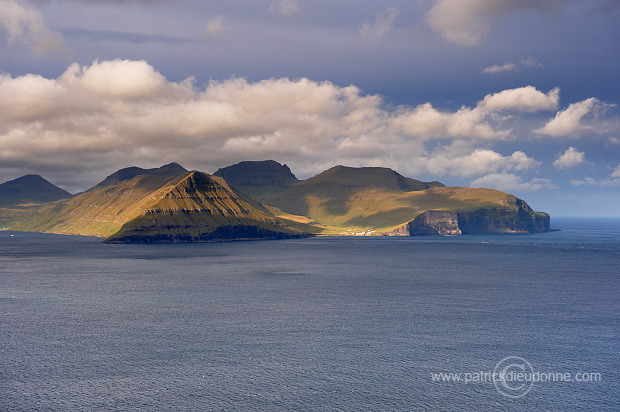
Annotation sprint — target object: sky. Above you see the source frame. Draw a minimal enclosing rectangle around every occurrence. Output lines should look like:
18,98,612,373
0,0,619,217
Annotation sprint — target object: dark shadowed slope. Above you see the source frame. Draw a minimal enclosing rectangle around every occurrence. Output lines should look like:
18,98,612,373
90,162,188,190
0,175,72,207
214,160,299,187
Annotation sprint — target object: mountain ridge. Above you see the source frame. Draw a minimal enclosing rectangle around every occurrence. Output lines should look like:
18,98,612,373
90,162,188,190
1,161,551,241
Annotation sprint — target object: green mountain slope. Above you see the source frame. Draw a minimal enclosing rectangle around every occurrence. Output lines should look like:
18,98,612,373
106,171,307,243
0,175,72,207
3,161,551,240
221,164,547,234
9,168,308,242
235,165,446,233
10,173,185,236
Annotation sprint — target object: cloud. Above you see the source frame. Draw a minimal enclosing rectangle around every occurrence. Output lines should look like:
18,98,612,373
360,7,399,39
394,86,559,140
59,59,184,99
269,0,300,18
62,28,197,44
520,57,543,68
393,103,510,140
570,164,620,187
482,57,544,74
0,60,585,190
420,145,540,178
571,177,620,187
535,97,615,137
553,147,585,169
203,15,225,39
482,62,517,74
426,0,558,46
478,86,559,113
0,0,66,54
471,173,556,192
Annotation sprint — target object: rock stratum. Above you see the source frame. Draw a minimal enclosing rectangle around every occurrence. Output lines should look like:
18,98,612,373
0,161,552,242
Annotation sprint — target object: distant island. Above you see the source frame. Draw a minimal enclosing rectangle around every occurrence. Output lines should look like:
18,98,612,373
0,160,551,243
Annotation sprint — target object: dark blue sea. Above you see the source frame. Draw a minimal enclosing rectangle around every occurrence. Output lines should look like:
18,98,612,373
1,218,618,411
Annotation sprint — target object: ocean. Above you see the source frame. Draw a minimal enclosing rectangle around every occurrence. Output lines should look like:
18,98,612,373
1,218,618,411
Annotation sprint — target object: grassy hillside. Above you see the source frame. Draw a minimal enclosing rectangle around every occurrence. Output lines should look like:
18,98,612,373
245,169,535,234
10,174,186,237
3,162,549,239
9,169,309,242
107,171,308,242
237,166,518,233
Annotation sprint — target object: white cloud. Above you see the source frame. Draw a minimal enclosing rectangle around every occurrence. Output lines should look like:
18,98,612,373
478,86,559,113
482,57,544,74
520,57,543,68
360,7,399,39
0,0,66,54
482,62,517,74
426,0,558,46
471,173,556,192
553,147,585,169
203,15,225,39
571,177,620,187
571,164,620,187
269,0,300,18
394,103,510,140
419,144,540,178
0,60,592,191
535,97,615,137
394,86,560,140
59,60,179,100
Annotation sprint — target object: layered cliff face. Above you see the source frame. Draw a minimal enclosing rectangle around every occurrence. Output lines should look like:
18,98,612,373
10,167,308,242
104,171,307,243
388,197,550,236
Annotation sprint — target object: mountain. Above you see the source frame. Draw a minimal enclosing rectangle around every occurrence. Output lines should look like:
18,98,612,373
385,188,550,235
90,162,188,190
214,160,299,187
106,171,307,243
3,161,551,241
214,163,548,235
9,167,307,242
0,175,72,207
232,165,447,233
296,165,444,191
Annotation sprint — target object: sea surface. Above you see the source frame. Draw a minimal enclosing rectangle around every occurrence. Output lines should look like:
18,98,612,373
1,218,618,411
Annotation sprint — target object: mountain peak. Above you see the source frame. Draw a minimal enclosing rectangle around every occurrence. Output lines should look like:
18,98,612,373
214,160,298,187
91,162,188,190
301,165,444,191
0,174,72,207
